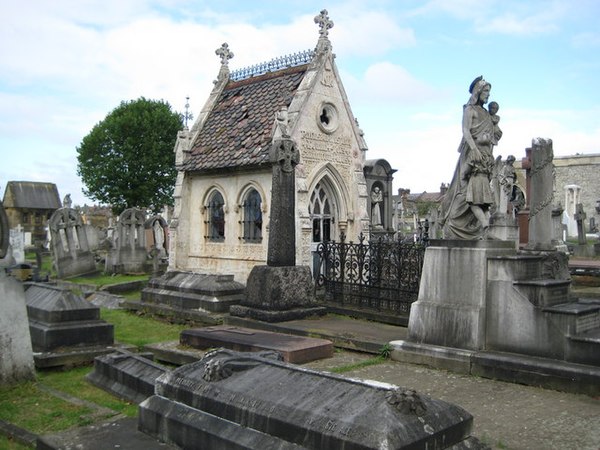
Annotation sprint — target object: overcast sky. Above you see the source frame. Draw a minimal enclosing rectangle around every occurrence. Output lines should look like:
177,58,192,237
1,0,599,206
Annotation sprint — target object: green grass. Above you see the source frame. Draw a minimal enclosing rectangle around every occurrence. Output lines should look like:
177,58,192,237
0,435,30,450
69,273,149,287
37,366,137,417
0,382,94,434
101,308,187,348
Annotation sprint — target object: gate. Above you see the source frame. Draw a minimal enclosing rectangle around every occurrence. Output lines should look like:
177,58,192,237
315,233,428,316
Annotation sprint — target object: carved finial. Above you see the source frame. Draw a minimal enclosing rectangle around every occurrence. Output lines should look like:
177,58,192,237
215,43,234,66
314,9,334,38
184,96,193,128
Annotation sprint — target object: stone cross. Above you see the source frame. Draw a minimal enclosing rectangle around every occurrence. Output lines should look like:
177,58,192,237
267,137,300,267
215,43,234,66
574,203,587,245
314,9,334,38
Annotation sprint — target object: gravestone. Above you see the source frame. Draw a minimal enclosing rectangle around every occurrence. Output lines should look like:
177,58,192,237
9,224,25,264
230,122,325,322
49,207,97,278
526,138,555,251
0,201,35,384
139,348,483,449
108,208,148,273
25,283,114,367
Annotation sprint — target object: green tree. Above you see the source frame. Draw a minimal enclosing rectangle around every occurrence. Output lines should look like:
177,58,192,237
76,97,183,214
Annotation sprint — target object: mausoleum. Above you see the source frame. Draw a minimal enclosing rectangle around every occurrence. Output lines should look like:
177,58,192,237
170,10,392,282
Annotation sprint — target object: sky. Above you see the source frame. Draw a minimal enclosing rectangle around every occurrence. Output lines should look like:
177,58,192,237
1,0,599,206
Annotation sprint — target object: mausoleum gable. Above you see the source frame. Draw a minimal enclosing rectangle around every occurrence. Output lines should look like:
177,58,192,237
180,64,308,172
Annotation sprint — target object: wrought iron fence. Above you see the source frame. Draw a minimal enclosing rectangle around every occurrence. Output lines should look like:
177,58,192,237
315,232,428,315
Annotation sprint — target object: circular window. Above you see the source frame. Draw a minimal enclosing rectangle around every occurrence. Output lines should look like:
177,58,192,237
316,102,339,134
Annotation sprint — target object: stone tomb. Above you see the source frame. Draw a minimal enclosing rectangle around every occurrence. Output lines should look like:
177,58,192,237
86,350,168,404
138,271,244,324
139,349,483,449
180,325,333,364
25,283,114,367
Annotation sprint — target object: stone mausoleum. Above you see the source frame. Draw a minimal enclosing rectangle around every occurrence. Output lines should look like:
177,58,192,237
169,10,394,282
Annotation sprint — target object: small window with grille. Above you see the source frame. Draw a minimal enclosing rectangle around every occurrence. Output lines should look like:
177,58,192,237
242,189,262,242
206,191,225,241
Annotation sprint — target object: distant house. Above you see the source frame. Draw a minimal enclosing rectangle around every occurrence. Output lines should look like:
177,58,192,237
392,184,448,238
2,181,62,245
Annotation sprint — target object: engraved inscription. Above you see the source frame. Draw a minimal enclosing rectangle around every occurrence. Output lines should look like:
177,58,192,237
300,131,352,168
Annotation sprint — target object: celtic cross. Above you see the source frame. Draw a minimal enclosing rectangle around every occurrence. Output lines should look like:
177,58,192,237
215,43,234,66
314,9,334,38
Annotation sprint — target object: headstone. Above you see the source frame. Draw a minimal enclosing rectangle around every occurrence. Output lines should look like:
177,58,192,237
138,348,483,449
230,118,325,322
9,225,25,264
0,201,35,384
574,203,587,245
108,208,148,273
526,138,555,251
49,207,97,278
180,326,333,363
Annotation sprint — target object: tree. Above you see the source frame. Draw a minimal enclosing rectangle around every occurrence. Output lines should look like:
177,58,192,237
76,97,183,214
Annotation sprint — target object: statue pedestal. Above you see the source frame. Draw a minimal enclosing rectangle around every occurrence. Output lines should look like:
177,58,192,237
230,265,326,322
488,214,519,247
408,240,515,351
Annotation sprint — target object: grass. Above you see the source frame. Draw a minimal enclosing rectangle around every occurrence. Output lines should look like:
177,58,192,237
68,273,150,287
0,382,95,435
0,435,30,450
101,308,188,348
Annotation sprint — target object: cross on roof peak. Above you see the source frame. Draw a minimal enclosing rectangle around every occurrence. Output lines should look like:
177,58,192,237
314,9,334,39
216,43,234,66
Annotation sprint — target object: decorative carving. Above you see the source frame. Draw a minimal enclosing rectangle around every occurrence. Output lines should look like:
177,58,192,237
272,138,300,173
201,349,284,382
385,388,427,416
314,9,334,38
230,50,314,82
215,43,234,66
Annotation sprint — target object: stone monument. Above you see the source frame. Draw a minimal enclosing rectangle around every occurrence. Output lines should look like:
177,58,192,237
49,207,97,278
230,117,325,322
108,207,148,273
0,200,35,384
138,348,484,449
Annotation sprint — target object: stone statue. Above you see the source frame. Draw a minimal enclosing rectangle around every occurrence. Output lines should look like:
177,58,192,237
497,155,517,216
439,76,500,239
62,194,72,209
371,186,383,228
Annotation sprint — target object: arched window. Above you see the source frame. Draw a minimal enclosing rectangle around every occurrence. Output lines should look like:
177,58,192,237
309,182,333,243
206,191,225,241
242,188,262,242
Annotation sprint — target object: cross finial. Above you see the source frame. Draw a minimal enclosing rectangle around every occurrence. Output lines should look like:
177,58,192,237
184,96,193,128
314,9,334,38
215,43,234,66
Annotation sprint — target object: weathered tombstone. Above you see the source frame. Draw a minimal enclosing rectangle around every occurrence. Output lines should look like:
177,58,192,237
488,155,519,245
9,224,25,264
0,201,35,384
109,208,148,273
49,207,97,278
25,283,114,367
563,184,581,238
230,120,325,322
138,349,484,449
526,138,555,251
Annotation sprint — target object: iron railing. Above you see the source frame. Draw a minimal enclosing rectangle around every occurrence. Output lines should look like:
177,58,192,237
315,232,428,315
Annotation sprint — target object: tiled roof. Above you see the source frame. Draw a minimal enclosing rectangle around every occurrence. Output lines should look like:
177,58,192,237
3,181,61,209
180,64,307,172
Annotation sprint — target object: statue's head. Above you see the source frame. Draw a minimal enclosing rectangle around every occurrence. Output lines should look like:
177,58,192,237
468,76,491,105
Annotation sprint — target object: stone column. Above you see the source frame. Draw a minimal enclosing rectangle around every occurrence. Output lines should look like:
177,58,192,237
267,138,298,267
527,138,555,251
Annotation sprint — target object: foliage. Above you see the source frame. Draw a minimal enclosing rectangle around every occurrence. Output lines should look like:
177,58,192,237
416,201,439,217
68,273,149,287
76,97,183,214
329,356,387,374
100,309,187,348
379,343,392,359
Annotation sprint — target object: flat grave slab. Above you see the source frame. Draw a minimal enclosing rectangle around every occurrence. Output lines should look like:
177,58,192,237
180,325,333,364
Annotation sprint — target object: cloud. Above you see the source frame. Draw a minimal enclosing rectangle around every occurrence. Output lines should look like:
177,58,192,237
342,62,441,106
